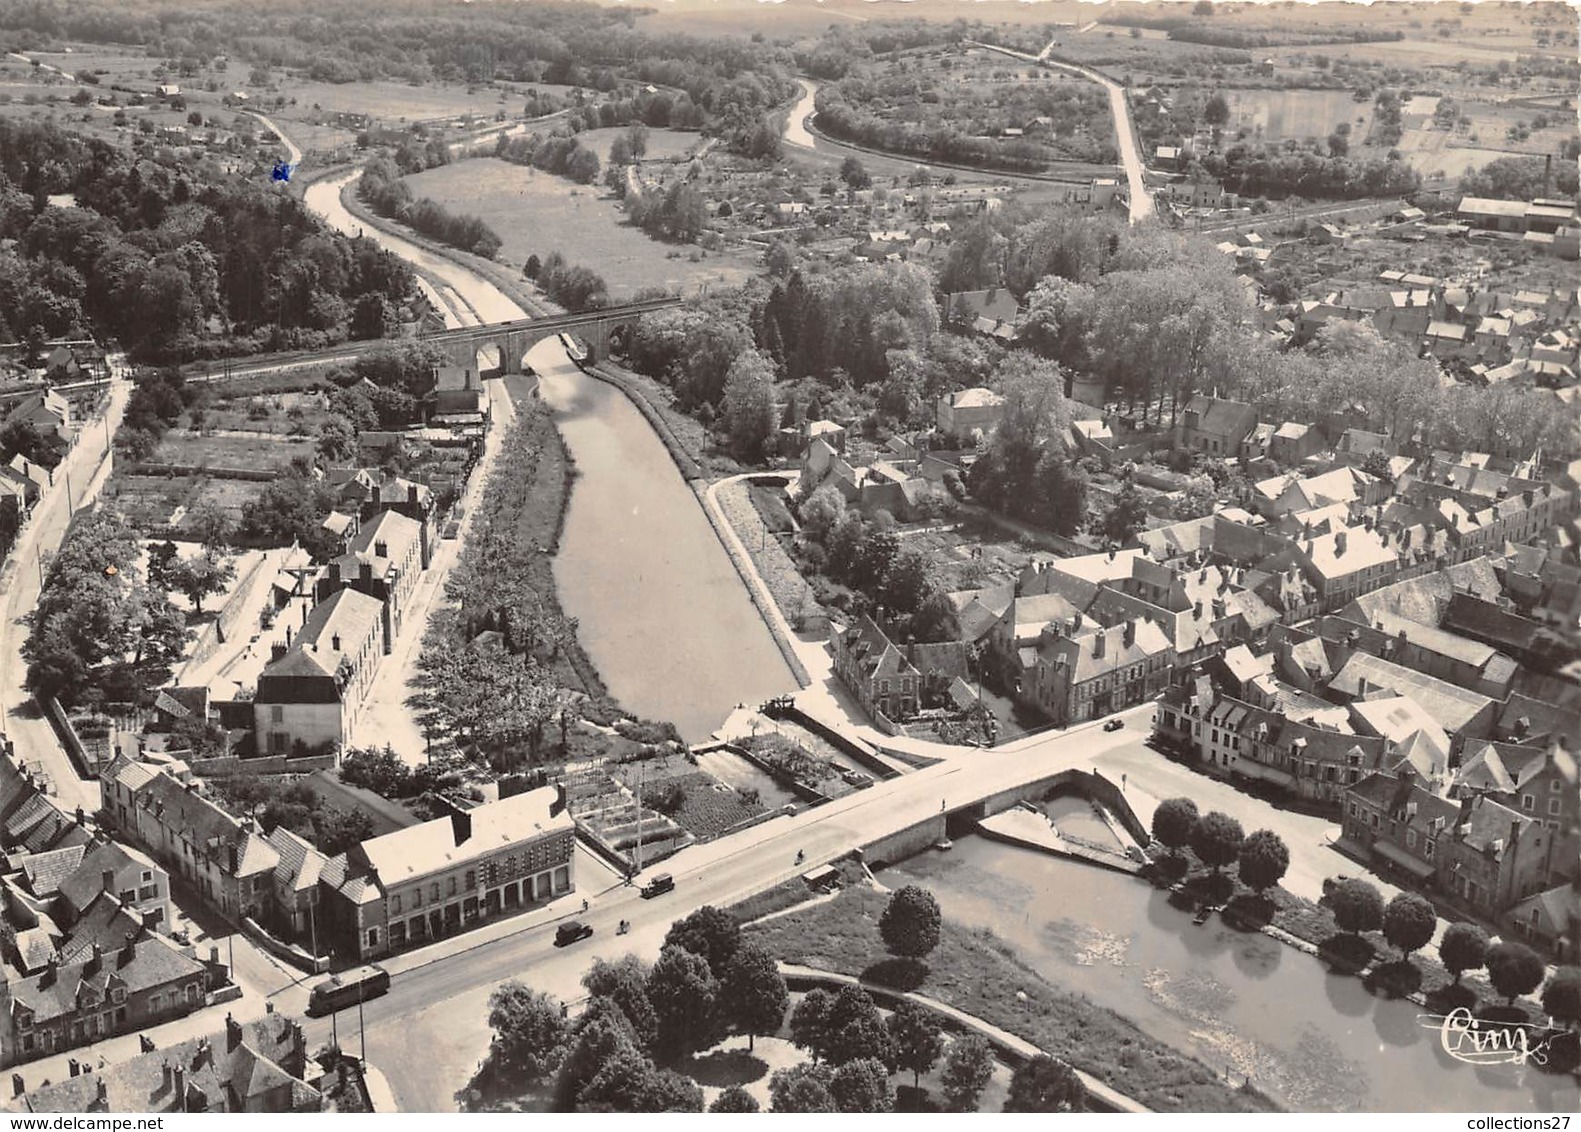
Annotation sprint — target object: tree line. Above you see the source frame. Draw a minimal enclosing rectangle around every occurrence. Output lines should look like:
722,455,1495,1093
359,155,503,260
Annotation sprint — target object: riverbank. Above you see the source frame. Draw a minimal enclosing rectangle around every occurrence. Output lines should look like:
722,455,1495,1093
748,885,1278,1113
335,174,554,319
418,384,616,721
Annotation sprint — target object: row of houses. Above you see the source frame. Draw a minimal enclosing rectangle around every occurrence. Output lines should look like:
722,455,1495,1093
0,756,219,1069
98,756,576,967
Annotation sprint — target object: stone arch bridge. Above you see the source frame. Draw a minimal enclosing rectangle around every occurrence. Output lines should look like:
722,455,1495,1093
426,297,681,375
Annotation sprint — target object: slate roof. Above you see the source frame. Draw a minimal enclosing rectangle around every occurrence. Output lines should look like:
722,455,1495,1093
57,839,160,917
1328,651,1493,736
9,924,205,1026
267,826,327,894
354,785,573,886
17,844,87,898
257,588,383,685
11,1013,318,1113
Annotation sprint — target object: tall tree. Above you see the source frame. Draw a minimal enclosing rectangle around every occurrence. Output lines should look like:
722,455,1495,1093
879,885,942,960
1542,967,1581,1032
886,1002,944,1088
582,956,659,1052
1485,941,1546,1005
1439,922,1489,985
769,1064,837,1113
940,1034,995,1113
720,942,789,1051
484,982,569,1088
1151,797,1199,858
1237,829,1290,894
1382,893,1437,960
1004,1055,1084,1112
646,945,720,1059
720,349,779,463
662,906,741,979
830,1057,895,1113
1328,879,1384,937
1190,811,1245,873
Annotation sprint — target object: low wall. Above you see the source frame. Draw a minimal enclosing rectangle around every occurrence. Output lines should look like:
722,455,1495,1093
131,462,282,482
971,767,1149,844
771,706,899,781
189,752,338,778
183,550,275,675
860,814,946,869
241,915,329,974
43,696,97,781
727,742,832,806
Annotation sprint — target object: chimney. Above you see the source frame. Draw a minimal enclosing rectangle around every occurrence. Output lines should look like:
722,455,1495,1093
450,807,472,846
408,484,419,505
161,1062,172,1092
69,1059,80,1079
1093,631,1106,659
195,1039,210,1068
271,642,287,661
1123,620,1136,647
172,1065,185,1109
374,540,388,558
41,958,57,987
360,561,374,585
226,1013,242,1053
1072,612,1082,633
85,943,103,976
331,633,342,652
1335,532,1347,557
11,1074,23,1099
102,870,116,894
1193,600,1203,618
550,783,568,819
95,1079,107,1107
328,562,341,585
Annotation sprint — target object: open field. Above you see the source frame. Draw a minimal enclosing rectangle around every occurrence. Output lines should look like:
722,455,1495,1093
574,125,702,164
105,474,264,534
148,430,314,472
403,157,762,300
1223,88,1371,147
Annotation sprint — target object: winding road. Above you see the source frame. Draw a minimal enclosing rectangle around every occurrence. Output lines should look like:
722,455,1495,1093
971,39,1155,224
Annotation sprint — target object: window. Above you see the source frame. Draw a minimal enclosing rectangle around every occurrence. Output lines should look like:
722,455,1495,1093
412,888,421,908
1369,813,1379,829
366,927,380,948
448,876,457,897
465,870,476,891
391,894,402,914
270,706,283,723
1549,798,1562,816
1424,838,1435,860
119,889,136,904
430,883,440,902
1407,829,1417,848
111,988,126,1005
1552,779,1563,792
149,994,162,1012
1522,794,1535,811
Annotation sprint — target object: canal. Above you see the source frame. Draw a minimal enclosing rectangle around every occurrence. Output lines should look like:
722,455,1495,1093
303,169,798,742
883,835,1579,1113
529,342,797,741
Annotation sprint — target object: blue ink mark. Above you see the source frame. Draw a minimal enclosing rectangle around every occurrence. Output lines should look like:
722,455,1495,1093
271,160,294,183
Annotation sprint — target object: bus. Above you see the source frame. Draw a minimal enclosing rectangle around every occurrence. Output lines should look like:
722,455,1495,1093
306,964,390,1016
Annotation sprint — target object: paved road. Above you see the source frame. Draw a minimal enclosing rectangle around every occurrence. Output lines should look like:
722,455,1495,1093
349,376,519,765
275,710,1145,1109
974,40,1155,224
0,366,131,814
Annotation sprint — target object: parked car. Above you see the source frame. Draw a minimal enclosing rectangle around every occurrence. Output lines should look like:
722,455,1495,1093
1103,719,1124,732
554,920,594,947
640,873,675,899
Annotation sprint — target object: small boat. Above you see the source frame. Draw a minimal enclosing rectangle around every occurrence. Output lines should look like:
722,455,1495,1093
934,838,954,851
1192,904,1215,925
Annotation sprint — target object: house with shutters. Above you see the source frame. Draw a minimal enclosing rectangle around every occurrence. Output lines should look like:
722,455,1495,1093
1016,618,1174,726
316,510,425,654
6,1011,320,1112
1343,769,1557,917
99,758,278,925
320,786,575,962
252,588,385,756
0,899,210,1068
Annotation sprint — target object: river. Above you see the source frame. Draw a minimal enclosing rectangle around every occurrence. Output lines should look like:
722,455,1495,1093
301,172,795,740
884,836,1580,1113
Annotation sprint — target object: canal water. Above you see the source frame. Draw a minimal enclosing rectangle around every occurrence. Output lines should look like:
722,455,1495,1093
531,344,797,741
884,836,1580,1113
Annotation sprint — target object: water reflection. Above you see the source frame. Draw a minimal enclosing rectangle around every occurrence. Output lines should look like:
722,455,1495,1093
882,835,1578,1112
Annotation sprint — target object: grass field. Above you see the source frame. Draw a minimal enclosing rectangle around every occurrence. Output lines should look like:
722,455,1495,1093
1223,89,1371,146
574,125,702,164
403,156,762,300
150,429,315,472
747,886,1277,1113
